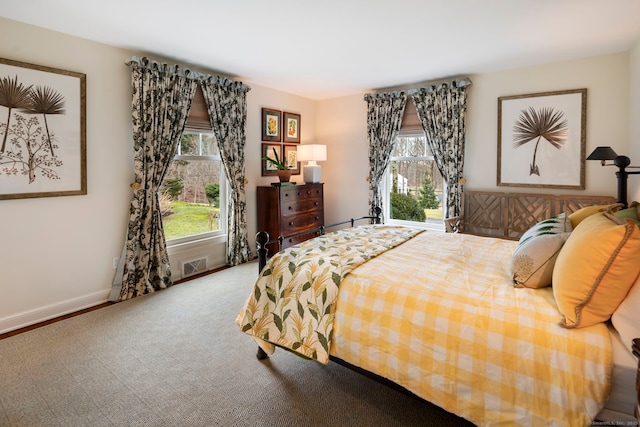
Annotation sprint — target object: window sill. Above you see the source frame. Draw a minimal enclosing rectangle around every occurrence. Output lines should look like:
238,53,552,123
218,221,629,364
167,233,227,252
387,218,445,233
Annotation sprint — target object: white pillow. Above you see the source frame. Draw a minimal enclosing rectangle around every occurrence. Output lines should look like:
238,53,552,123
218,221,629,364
611,271,640,349
510,213,572,288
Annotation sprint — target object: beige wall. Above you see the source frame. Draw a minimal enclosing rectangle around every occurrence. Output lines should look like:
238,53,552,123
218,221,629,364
466,52,629,196
0,17,315,333
0,18,133,332
630,39,640,202
317,52,632,223
316,94,369,224
1,16,636,333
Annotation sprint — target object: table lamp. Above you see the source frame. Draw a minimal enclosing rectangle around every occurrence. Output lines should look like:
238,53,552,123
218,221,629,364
297,144,327,183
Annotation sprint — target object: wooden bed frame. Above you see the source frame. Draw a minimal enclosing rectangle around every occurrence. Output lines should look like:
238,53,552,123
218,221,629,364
253,193,640,421
445,190,617,239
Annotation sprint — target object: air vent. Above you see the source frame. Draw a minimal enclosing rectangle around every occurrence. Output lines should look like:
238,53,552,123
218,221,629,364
181,256,208,278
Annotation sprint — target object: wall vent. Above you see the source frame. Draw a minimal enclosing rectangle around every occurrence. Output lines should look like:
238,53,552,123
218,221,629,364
181,256,208,278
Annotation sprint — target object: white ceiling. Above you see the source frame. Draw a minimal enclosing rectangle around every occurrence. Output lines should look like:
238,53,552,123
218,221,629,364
2,0,640,100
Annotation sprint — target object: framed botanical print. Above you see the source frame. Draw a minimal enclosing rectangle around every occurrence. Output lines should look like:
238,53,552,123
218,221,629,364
497,88,586,189
283,144,300,174
261,108,281,142
283,111,301,143
261,143,282,176
0,57,87,200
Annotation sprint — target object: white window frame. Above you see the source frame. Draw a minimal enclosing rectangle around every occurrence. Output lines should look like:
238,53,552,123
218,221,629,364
165,131,228,248
383,133,446,232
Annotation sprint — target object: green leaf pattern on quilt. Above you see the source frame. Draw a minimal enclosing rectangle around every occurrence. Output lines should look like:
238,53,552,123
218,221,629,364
236,225,424,364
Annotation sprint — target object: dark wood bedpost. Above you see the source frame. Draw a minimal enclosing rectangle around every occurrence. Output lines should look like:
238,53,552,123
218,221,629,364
255,231,270,360
256,231,269,273
373,206,382,224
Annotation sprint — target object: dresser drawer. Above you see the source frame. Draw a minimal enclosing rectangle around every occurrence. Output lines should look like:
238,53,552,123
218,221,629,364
282,198,322,216
281,211,323,235
280,185,323,203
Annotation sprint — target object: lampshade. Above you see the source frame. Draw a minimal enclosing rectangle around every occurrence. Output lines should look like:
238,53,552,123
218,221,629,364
296,144,327,162
586,146,618,161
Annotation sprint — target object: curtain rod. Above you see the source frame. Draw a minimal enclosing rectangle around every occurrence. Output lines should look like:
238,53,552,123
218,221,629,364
125,56,251,91
364,77,472,99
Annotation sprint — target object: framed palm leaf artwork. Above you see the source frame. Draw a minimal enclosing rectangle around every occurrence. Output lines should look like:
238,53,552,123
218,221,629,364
497,89,586,189
0,58,86,200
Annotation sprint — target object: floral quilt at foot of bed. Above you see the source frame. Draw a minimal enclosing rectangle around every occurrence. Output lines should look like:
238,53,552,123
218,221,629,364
235,225,425,364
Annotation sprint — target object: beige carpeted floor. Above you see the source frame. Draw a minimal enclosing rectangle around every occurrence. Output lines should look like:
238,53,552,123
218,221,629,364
0,260,472,427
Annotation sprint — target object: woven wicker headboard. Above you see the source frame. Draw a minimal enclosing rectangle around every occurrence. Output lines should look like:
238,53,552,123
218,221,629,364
458,191,617,240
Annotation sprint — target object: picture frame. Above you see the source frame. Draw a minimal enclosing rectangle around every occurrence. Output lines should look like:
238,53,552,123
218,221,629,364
261,143,282,176
283,144,300,175
283,111,301,143
497,88,586,189
261,108,281,142
0,57,87,200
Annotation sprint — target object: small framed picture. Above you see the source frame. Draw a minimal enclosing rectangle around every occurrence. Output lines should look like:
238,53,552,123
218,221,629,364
262,108,281,142
283,144,300,175
283,112,301,143
261,143,282,176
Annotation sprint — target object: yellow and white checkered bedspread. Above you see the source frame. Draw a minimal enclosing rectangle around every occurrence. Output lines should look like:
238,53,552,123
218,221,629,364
329,230,612,427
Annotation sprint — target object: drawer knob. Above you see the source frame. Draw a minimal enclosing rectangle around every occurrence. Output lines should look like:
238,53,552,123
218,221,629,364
314,202,318,206
289,221,294,226
314,216,319,220
288,206,293,210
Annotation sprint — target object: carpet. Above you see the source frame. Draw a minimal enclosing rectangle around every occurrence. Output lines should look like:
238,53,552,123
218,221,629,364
0,260,472,426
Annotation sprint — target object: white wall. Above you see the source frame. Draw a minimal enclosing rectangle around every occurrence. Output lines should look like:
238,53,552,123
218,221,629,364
317,52,632,222
0,17,315,333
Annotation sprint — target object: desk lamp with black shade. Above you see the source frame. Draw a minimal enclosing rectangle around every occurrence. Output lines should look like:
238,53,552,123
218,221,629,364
586,146,640,208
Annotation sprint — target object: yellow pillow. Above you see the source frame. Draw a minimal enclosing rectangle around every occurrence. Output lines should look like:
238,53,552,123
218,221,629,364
552,212,640,328
568,203,621,228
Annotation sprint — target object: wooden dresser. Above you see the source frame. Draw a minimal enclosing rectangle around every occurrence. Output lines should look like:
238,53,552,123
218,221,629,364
257,183,324,254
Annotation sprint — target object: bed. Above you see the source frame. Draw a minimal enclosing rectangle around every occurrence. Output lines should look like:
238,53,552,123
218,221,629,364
236,193,640,426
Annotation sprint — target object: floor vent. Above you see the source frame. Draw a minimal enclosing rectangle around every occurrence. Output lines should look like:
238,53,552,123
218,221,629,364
181,256,208,278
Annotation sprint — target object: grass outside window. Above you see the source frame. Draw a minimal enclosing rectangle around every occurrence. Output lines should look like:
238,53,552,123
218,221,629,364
163,201,220,241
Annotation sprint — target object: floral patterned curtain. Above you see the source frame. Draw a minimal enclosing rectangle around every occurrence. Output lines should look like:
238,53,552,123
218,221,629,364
109,57,197,302
411,78,471,218
364,91,407,220
200,77,252,266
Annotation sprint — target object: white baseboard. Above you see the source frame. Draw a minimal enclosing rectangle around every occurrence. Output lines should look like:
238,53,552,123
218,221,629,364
0,290,110,335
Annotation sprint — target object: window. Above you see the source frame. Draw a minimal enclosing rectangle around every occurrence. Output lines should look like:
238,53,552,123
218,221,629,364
161,131,226,244
384,134,446,231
